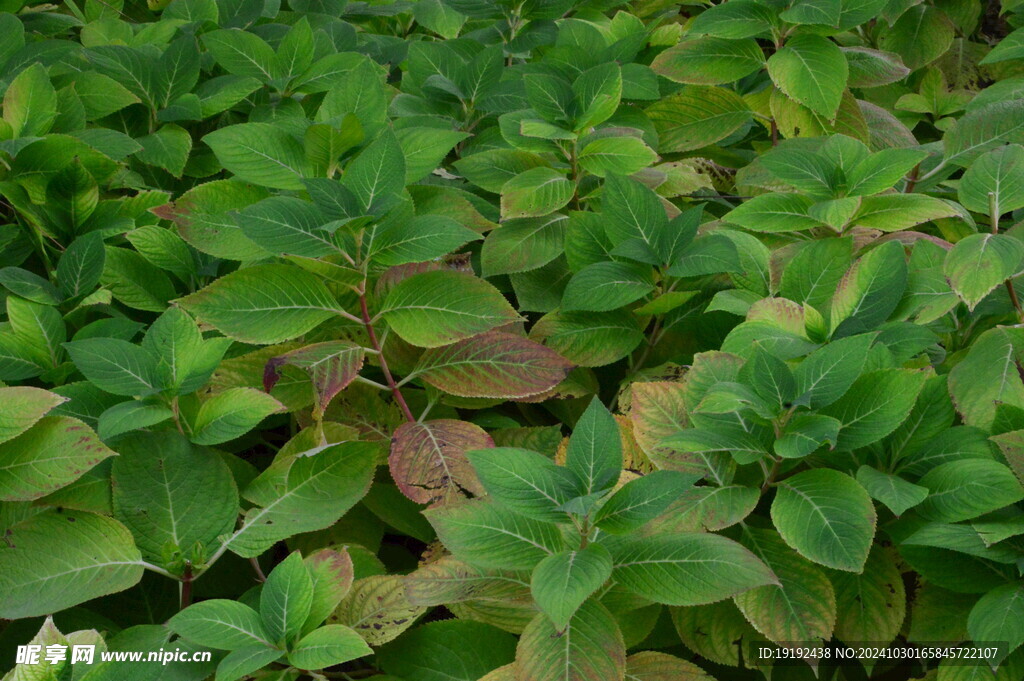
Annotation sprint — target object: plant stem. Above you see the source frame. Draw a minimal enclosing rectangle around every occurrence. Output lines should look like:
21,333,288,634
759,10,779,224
141,561,178,579
761,457,781,492
358,288,415,422
904,163,921,193
180,562,194,610
249,557,267,582
990,191,1023,320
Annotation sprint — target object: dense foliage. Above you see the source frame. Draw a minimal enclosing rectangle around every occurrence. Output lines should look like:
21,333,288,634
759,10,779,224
1,0,1024,679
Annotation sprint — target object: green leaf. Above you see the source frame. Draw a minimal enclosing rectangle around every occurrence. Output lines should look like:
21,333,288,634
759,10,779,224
917,460,1024,522
47,159,99,232
0,510,143,618
690,0,775,38
203,29,277,82
501,167,573,219
216,647,285,681
288,625,372,670
623,652,711,680
305,117,364,176
275,17,314,85
0,386,65,446
774,413,841,459
820,369,926,450
561,262,655,312
767,34,848,119
481,215,566,277
143,307,232,395
56,233,105,299
170,600,276,650
529,310,644,368
160,179,270,261
378,620,515,681
61,337,159,396
342,130,406,214
225,441,377,558
0,416,117,501
780,237,853,314
176,264,341,344
845,149,927,196
831,546,906,646
830,240,908,337
468,447,582,523
368,214,480,267
667,233,741,277
948,328,1024,429
967,584,1024,664
3,63,57,138
190,387,285,445
944,233,1024,310
759,146,837,198
646,86,751,153
652,37,764,85
135,124,192,177
593,470,699,534
397,126,469,183
261,552,314,645
577,137,657,178
515,601,625,681
530,545,613,631
111,432,237,564
125,224,194,285
959,144,1024,216
602,173,669,262
771,468,876,572
424,497,566,570
302,548,354,634
380,270,522,348
742,348,796,410
735,529,836,645
573,62,622,131
878,5,955,71
566,398,622,495
852,194,958,232
724,193,820,233
780,0,841,25
455,149,551,194
73,71,140,119
235,196,341,259
980,27,1024,65
0,268,60,305
843,47,911,88
524,73,575,125
605,533,776,606
204,123,311,190
855,466,928,516
944,100,1024,167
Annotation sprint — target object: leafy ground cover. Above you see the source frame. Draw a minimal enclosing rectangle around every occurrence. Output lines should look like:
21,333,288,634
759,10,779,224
1,0,1024,679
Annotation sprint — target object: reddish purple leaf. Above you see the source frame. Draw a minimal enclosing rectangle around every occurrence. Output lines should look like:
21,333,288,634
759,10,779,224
263,341,365,415
389,419,493,506
413,331,574,399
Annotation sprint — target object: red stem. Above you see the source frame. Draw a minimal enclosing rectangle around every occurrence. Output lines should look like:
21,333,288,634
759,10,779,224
359,292,415,422
180,562,193,610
